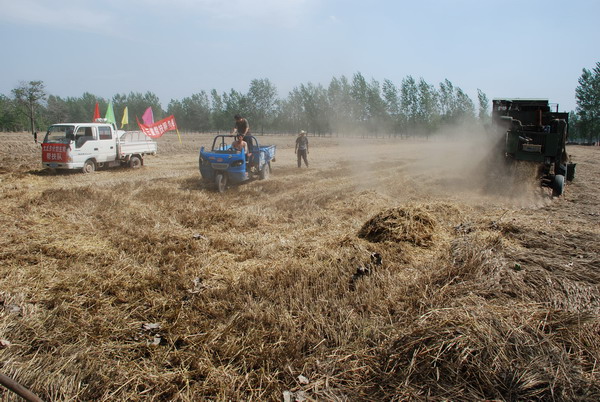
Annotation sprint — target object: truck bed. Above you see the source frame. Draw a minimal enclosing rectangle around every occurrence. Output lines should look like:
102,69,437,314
118,131,157,155
257,145,276,161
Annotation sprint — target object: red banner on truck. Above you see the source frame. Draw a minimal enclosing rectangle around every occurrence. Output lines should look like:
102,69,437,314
42,143,69,163
137,115,178,138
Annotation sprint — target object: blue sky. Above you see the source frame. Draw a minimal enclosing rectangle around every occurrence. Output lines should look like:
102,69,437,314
0,0,597,112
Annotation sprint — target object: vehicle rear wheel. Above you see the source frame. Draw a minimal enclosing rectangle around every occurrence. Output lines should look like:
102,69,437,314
83,160,96,174
130,155,142,169
259,162,270,180
552,174,565,197
215,173,227,193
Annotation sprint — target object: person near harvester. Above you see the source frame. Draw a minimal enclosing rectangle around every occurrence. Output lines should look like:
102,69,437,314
295,130,309,168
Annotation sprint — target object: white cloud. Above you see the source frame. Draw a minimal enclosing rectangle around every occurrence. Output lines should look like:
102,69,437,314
0,0,117,35
0,0,318,33
132,0,316,26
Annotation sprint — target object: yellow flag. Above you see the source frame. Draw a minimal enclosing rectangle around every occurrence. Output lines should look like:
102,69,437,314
121,106,129,128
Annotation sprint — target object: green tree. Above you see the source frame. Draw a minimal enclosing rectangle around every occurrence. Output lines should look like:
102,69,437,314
477,89,490,123
277,87,304,133
382,79,401,136
299,83,329,135
46,95,69,124
248,78,278,134
223,89,249,128
400,76,419,136
181,92,211,132
166,99,185,130
454,88,475,123
365,78,387,137
350,72,369,125
112,92,163,127
0,94,19,131
327,76,353,135
349,73,388,136
575,62,600,143
12,80,46,136
568,111,583,141
210,89,228,132
438,79,455,124
417,77,439,135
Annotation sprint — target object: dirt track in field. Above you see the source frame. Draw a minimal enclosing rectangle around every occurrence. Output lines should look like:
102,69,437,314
1,131,599,400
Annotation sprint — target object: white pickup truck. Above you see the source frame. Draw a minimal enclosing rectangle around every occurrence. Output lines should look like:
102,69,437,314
41,122,157,173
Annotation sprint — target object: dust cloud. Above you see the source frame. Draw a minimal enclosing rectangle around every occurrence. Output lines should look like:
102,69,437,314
336,123,550,208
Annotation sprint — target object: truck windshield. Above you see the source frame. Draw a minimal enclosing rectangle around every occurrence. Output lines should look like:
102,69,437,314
44,125,75,143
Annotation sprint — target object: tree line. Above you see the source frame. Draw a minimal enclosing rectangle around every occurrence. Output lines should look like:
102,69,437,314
570,62,600,143
1,67,598,141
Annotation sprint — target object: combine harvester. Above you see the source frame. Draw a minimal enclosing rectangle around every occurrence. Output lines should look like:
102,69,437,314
492,99,576,196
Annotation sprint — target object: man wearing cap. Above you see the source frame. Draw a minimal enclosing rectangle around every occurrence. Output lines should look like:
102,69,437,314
295,130,309,168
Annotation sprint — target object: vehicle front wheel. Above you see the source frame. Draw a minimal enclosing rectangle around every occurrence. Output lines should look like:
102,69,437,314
130,155,142,169
83,160,96,174
552,174,565,197
215,173,227,193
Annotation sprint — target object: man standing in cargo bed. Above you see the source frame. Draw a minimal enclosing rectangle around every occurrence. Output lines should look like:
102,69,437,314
233,114,250,142
295,130,309,168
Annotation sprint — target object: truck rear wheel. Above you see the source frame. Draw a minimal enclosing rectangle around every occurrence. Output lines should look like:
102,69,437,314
83,160,96,174
130,155,142,169
215,173,227,193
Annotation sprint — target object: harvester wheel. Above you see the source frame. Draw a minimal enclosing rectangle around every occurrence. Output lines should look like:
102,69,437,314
215,173,227,193
552,174,565,197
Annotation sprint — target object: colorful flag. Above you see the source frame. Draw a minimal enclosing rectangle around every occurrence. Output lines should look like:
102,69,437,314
142,107,154,125
121,106,129,128
92,102,100,122
105,101,116,126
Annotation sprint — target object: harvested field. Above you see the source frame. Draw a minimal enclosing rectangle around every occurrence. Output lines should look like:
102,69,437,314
1,131,599,401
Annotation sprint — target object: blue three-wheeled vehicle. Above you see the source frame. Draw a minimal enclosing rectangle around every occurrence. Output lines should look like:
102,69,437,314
199,135,276,192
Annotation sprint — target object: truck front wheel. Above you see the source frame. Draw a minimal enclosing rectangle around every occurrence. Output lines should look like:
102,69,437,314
130,155,142,169
83,160,96,174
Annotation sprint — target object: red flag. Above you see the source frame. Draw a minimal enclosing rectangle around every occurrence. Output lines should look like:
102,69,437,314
92,102,100,122
137,115,178,138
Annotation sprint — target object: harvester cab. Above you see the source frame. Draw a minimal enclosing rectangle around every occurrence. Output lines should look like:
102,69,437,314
491,99,575,196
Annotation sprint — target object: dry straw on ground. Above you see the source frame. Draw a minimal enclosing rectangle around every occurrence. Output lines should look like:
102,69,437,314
0,131,599,400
